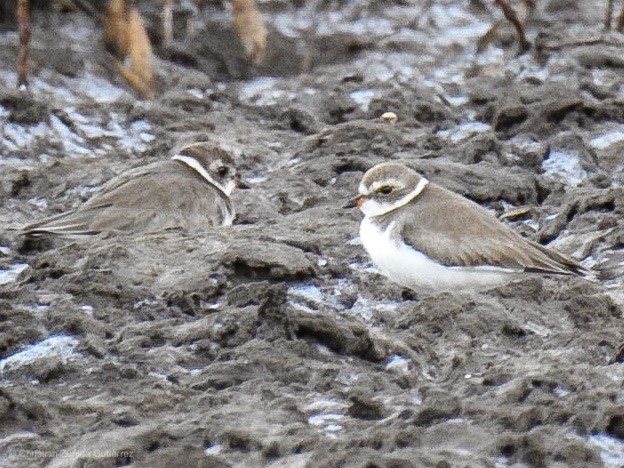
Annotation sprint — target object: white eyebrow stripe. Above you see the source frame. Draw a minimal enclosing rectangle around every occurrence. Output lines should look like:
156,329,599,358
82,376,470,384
172,154,231,196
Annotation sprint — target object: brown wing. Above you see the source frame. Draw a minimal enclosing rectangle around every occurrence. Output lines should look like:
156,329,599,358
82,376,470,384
396,184,586,276
22,162,229,237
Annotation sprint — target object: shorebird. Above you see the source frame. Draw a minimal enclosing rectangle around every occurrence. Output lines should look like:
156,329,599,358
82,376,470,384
350,162,587,291
22,141,247,237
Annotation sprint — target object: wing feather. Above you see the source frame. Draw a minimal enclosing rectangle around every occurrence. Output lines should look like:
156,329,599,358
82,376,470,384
394,184,586,276
22,161,228,237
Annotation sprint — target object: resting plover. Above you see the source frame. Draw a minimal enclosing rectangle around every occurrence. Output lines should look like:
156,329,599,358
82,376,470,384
22,141,247,237
350,162,587,291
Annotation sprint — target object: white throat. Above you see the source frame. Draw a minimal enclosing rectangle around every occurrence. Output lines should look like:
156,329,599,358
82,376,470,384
172,154,234,196
360,177,429,218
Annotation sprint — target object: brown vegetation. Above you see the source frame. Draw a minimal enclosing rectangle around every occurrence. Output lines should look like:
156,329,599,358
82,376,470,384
233,0,267,66
12,0,267,98
104,0,155,99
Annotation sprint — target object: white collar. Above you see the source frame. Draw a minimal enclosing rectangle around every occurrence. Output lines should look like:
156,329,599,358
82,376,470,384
171,154,233,196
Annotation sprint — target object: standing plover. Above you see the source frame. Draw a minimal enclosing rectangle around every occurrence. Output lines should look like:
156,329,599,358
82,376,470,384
350,162,586,291
22,141,247,237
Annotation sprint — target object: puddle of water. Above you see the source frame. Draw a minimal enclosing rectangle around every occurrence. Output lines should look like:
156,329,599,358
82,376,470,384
324,423,343,433
308,415,343,437
287,283,343,313
63,185,101,201
2,122,36,149
75,72,128,103
0,263,28,286
553,385,571,397
348,261,380,274
436,121,492,143
2,105,153,160
524,321,551,338
588,434,624,468
523,219,539,231
350,89,376,112
446,95,469,106
287,279,400,323
349,296,374,322
148,371,171,384
204,443,222,455
186,88,204,99
0,155,36,170
590,131,624,150
106,116,154,153
246,175,268,184
28,197,48,210
50,115,92,156
303,397,348,436
307,412,345,426
239,77,298,107
287,156,301,166
0,336,79,373
385,354,410,374
436,22,492,47
304,399,349,413
542,149,587,186
335,370,359,385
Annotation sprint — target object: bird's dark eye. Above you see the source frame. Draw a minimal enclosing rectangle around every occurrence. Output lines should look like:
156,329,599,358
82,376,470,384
377,185,393,195
217,166,229,177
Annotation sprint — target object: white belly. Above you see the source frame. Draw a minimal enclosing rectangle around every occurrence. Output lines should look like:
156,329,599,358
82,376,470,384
359,218,514,291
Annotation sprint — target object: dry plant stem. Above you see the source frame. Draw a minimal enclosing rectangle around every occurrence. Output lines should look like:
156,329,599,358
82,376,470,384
233,0,267,65
17,0,30,87
69,0,100,17
104,0,130,57
105,0,155,98
617,4,624,31
494,0,531,53
605,0,614,29
538,37,611,51
162,0,173,46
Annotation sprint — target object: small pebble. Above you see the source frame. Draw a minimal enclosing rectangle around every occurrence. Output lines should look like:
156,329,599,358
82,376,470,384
380,111,398,124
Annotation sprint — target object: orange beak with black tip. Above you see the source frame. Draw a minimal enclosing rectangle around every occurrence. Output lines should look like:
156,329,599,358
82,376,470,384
343,195,365,209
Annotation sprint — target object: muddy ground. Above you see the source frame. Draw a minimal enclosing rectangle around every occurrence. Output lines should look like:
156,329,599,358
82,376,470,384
1,0,624,466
